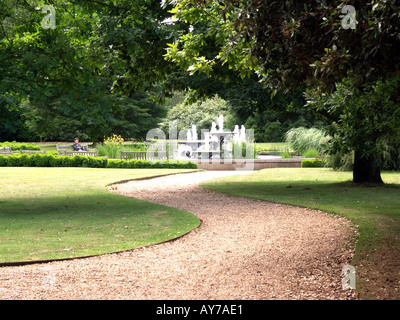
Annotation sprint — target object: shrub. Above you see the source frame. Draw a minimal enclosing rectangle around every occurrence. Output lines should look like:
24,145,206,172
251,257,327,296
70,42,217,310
96,134,125,159
6,153,22,166
302,148,319,158
61,156,75,167
82,157,107,168
324,151,354,171
285,127,330,155
301,159,325,168
0,155,7,166
106,159,118,168
0,141,41,151
39,155,53,167
29,154,42,167
49,155,63,167
107,160,127,168
232,141,257,159
280,152,290,159
0,153,198,169
71,155,85,167
19,154,34,167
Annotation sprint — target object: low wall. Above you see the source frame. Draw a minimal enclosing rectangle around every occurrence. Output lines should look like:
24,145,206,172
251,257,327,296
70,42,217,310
195,158,303,171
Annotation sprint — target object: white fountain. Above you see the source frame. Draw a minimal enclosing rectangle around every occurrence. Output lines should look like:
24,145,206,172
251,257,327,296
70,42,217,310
175,115,246,160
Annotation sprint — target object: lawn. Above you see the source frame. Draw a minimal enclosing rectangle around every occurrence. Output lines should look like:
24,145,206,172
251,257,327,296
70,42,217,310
255,142,291,152
200,168,400,299
0,167,200,264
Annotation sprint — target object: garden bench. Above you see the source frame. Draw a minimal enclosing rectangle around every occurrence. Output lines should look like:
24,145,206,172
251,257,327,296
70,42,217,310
0,147,46,155
57,144,98,157
19,150,46,154
120,150,168,161
0,147,31,155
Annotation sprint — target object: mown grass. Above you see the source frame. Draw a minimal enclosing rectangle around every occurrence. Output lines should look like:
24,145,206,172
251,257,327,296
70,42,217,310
200,168,400,298
0,167,200,263
255,142,290,152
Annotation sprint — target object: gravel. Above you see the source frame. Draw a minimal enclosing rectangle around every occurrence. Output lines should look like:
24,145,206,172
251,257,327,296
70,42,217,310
0,171,358,300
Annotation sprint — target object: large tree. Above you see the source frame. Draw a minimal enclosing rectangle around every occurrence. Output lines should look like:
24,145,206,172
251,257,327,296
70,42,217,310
166,0,400,183
0,0,178,141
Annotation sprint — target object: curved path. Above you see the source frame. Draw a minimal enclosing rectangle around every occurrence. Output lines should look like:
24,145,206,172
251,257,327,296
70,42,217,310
0,171,357,299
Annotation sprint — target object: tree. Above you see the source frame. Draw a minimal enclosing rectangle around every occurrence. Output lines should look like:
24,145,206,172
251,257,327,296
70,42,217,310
166,0,400,183
0,0,178,141
0,101,39,142
307,77,400,183
159,94,231,137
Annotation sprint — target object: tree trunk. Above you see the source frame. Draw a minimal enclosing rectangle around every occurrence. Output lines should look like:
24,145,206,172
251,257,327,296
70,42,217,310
353,150,383,184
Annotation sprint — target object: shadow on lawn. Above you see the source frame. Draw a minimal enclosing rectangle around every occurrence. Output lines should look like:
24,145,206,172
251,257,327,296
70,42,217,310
0,193,199,265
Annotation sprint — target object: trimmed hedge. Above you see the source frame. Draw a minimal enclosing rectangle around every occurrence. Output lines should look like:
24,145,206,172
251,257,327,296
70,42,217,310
0,153,197,169
301,158,325,168
0,141,41,151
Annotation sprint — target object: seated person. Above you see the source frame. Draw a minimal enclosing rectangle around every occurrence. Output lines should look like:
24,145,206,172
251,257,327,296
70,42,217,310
72,137,87,152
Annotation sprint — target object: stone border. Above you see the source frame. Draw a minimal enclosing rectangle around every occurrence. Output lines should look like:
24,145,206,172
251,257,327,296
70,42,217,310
195,158,306,170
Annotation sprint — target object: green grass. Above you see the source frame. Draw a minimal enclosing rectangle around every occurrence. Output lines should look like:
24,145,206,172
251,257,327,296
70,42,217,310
38,145,57,152
201,168,400,248
200,168,400,298
0,167,200,263
96,142,153,159
256,142,291,152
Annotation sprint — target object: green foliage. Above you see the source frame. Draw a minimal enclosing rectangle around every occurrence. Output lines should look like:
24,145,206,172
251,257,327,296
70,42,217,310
0,0,175,142
280,152,290,159
231,141,257,159
19,90,166,142
324,151,354,172
244,107,327,143
0,141,40,151
162,7,327,143
307,77,400,172
82,156,108,168
0,155,6,167
167,0,400,183
97,134,125,159
256,143,290,152
285,127,330,155
159,94,230,137
301,159,325,168
106,158,197,169
0,102,38,142
0,153,197,169
168,1,400,93
302,149,319,158
97,139,162,159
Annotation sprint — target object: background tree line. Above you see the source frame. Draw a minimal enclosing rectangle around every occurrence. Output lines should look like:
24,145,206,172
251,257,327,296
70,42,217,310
1,0,323,143
2,0,400,182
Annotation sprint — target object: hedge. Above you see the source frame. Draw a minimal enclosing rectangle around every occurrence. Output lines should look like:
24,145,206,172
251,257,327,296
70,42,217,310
0,141,41,151
0,153,198,169
301,158,325,168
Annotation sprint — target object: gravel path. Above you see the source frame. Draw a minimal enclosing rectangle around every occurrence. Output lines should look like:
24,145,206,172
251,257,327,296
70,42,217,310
0,171,358,299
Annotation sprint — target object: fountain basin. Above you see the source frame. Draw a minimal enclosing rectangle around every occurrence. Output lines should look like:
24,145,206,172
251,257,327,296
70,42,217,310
194,158,307,171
